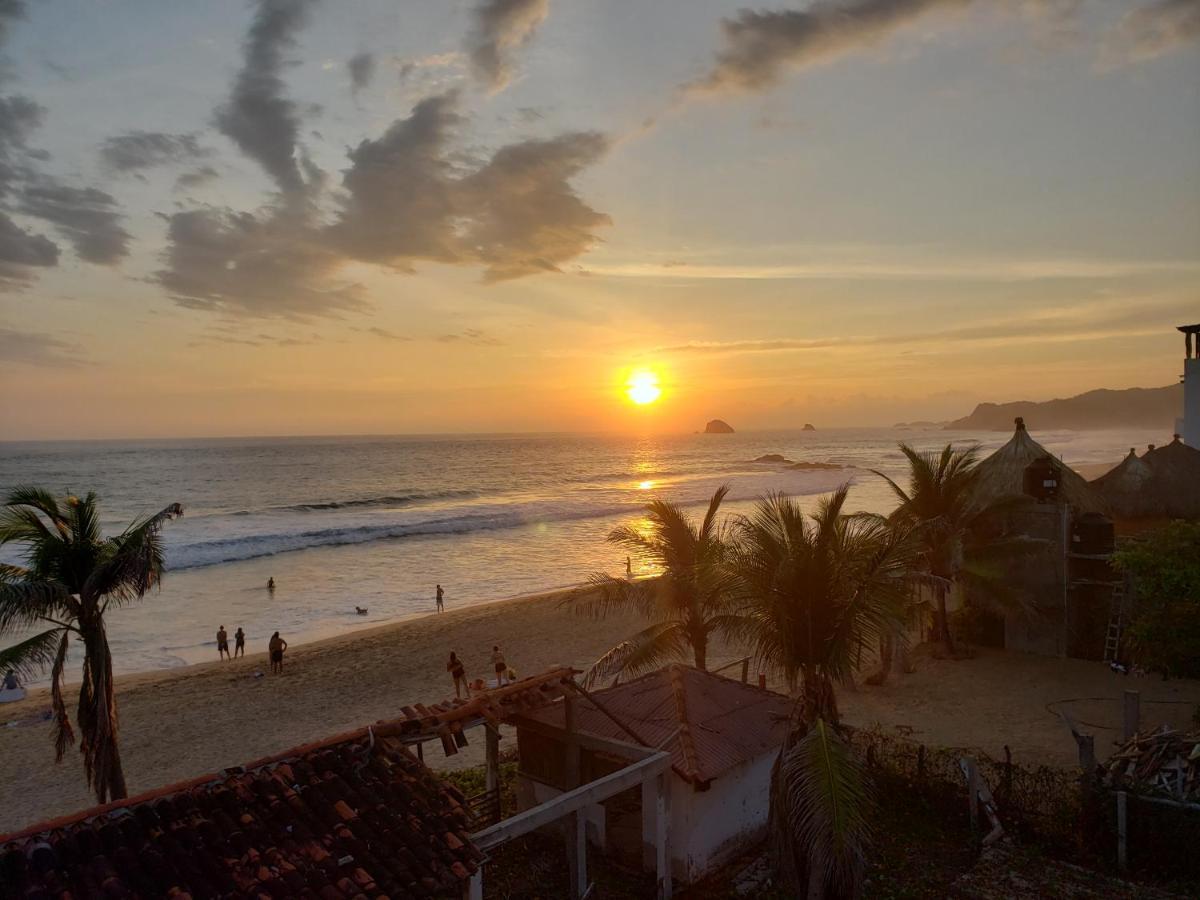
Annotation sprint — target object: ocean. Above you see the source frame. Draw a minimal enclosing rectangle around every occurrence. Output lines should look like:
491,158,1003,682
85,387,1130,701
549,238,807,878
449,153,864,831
0,427,1159,678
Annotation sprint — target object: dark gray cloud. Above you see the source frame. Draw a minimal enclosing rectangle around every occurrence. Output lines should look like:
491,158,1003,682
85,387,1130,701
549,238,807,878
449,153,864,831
331,92,463,268
16,182,130,264
467,0,549,92
174,165,221,192
0,212,57,289
347,51,375,94
692,0,970,94
1105,0,1200,64
458,131,610,281
0,0,24,50
0,327,83,367
214,0,319,195
156,205,363,317
99,131,210,173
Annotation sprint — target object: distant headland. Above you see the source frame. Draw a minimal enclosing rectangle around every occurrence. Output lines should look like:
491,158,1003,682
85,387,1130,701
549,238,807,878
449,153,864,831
945,384,1182,431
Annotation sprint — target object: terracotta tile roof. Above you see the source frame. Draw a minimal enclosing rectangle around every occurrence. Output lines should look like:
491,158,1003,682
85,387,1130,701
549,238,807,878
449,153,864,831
0,669,577,899
518,665,792,788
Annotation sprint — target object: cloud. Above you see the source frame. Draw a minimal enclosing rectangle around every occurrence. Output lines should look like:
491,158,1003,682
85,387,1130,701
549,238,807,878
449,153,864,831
331,92,463,268
0,0,25,50
1103,0,1200,65
99,131,211,173
458,131,611,281
0,212,58,289
214,0,319,196
156,204,363,318
16,182,130,264
364,325,411,341
690,0,971,94
467,0,549,92
0,327,83,367
347,51,375,94
436,328,503,345
174,164,221,191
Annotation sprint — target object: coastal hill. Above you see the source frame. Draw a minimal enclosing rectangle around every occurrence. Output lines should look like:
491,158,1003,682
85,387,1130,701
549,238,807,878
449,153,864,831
945,384,1182,431
704,419,735,433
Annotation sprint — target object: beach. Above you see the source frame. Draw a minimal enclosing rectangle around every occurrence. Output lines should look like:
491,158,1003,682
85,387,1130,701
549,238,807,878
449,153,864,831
4,581,1199,837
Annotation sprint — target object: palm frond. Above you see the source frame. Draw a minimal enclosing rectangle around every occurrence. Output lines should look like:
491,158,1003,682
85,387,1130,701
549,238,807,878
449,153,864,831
781,718,872,899
570,574,658,620
0,626,64,683
583,621,689,688
50,629,75,760
0,578,73,633
85,502,183,607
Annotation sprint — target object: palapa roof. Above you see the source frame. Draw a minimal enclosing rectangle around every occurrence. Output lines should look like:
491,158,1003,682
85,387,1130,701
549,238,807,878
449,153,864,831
1090,447,1157,519
970,417,1108,514
517,665,791,789
1102,435,1200,521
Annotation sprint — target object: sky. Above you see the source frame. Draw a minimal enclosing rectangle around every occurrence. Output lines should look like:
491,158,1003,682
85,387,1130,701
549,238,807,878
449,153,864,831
0,0,1197,439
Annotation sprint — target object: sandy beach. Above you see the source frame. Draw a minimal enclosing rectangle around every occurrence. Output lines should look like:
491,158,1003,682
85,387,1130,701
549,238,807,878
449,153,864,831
2,583,1198,837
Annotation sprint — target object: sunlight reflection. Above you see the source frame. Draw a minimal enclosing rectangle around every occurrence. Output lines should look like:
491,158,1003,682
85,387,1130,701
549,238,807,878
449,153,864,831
638,479,654,490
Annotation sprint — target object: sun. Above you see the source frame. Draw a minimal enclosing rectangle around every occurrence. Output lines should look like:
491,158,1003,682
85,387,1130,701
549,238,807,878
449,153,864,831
626,370,662,405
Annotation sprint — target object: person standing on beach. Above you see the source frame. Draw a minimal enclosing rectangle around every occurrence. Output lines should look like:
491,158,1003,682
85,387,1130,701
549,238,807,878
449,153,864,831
269,631,288,674
447,651,469,698
216,626,230,661
626,556,633,578
491,645,507,687
436,584,444,613
267,577,275,592
233,627,245,658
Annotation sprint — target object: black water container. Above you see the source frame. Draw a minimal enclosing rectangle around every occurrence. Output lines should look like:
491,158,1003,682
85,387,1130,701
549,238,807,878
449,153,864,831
1072,512,1115,555
1023,456,1061,502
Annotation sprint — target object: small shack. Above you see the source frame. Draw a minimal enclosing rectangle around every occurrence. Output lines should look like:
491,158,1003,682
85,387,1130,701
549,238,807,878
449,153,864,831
968,418,1114,659
511,665,791,883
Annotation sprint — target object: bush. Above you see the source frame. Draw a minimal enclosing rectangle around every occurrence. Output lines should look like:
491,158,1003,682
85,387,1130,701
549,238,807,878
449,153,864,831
1112,522,1200,678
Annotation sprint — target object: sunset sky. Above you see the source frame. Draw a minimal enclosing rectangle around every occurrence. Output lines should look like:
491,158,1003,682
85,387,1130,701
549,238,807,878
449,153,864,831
1,0,1197,439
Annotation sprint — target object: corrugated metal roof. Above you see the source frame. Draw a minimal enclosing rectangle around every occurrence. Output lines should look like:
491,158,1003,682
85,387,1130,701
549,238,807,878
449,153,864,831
519,665,792,788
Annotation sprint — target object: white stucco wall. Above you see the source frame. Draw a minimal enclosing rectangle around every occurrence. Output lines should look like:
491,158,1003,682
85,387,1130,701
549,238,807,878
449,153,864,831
670,752,775,881
1185,358,1199,448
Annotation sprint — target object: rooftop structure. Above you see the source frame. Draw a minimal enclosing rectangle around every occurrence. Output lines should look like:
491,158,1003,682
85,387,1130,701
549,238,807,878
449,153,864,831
1179,323,1199,447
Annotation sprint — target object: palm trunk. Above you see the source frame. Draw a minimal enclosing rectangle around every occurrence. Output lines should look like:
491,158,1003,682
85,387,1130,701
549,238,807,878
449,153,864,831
936,585,956,656
80,620,127,803
693,633,707,671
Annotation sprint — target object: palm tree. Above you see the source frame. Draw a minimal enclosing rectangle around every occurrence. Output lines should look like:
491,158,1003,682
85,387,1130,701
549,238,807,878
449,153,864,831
872,443,981,657
728,487,918,899
873,443,1031,660
0,488,183,803
564,485,739,685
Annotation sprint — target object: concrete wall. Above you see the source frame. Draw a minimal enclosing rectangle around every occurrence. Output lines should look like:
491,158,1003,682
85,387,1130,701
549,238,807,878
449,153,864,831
670,753,775,882
1185,358,1199,448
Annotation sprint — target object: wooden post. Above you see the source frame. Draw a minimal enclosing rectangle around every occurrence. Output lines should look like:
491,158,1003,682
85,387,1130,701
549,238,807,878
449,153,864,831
1123,690,1140,742
641,776,657,871
1078,734,1095,773
415,741,423,763
485,725,500,794
574,808,588,898
1116,790,1128,872
655,771,672,899
965,757,979,838
563,695,583,898
741,657,749,684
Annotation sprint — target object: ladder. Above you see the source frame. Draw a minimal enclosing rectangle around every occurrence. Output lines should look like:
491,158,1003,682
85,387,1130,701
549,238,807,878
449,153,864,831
1103,582,1127,663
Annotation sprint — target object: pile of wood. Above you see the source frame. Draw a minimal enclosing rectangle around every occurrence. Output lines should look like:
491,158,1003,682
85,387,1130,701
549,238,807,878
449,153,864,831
1102,726,1200,803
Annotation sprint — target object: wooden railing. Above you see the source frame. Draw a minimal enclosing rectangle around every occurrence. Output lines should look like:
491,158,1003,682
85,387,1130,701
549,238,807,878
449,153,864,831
466,787,502,829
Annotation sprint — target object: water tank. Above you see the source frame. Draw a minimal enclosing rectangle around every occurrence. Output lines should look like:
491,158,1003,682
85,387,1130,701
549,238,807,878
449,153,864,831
1023,456,1061,502
1072,512,1115,555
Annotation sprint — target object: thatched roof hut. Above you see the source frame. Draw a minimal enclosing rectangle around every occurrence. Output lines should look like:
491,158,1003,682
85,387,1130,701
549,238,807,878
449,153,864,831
1104,436,1200,520
1090,448,1156,519
971,417,1108,514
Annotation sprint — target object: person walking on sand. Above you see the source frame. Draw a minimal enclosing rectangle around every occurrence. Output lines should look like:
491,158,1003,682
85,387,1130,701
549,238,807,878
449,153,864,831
267,577,275,592
436,584,445,613
234,626,245,658
447,651,469,698
269,631,288,674
491,645,507,687
626,556,633,578
216,625,230,661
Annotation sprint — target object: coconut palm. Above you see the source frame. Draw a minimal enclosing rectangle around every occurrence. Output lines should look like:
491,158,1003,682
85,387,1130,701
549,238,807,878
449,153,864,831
728,487,918,898
0,488,183,803
873,443,1033,660
565,485,739,685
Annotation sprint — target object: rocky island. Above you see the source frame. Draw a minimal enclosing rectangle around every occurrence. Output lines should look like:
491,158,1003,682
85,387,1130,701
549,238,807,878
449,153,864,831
704,419,735,434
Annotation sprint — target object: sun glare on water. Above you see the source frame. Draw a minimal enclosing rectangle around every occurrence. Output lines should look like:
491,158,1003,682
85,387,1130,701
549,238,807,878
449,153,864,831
626,370,662,405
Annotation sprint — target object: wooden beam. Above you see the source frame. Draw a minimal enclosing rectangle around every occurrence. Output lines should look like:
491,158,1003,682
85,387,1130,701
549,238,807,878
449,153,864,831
472,751,671,850
486,725,501,793
656,771,672,899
